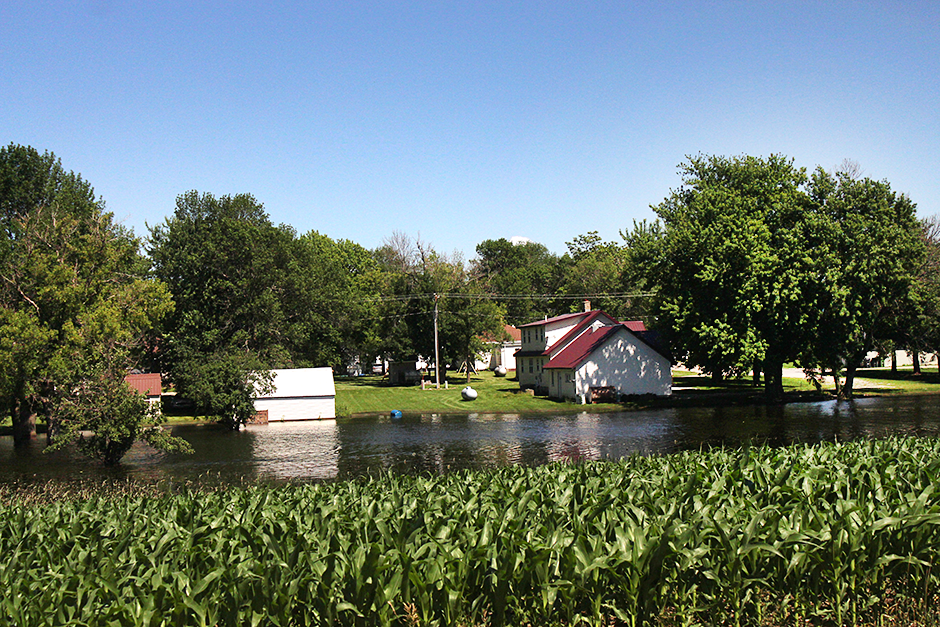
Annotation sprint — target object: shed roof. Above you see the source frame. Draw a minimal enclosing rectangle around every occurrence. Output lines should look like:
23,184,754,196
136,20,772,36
255,368,335,399
125,373,162,397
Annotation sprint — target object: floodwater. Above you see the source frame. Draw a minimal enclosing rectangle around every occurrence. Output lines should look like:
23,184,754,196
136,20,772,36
3,395,940,485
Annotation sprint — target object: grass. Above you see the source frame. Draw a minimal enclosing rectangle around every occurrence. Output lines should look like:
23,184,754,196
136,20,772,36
334,370,626,417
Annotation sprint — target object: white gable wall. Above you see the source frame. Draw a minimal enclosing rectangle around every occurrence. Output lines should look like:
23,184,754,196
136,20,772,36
253,367,336,421
254,396,336,421
573,328,672,398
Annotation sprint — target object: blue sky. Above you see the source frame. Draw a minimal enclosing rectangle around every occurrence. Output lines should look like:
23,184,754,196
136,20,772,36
3,1,938,259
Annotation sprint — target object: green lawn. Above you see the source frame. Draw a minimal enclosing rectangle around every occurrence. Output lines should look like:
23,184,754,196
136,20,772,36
672,367,940,397
334,370,625,416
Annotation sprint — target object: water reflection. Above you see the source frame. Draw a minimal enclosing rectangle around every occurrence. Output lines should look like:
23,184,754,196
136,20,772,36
3,395,940,485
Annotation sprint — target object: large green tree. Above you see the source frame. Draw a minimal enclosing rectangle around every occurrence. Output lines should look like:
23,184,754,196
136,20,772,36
148,191,287,426
803,169,924,397
282,231,383,371
650,154,924,400
651,154,818,397
0,144,186,463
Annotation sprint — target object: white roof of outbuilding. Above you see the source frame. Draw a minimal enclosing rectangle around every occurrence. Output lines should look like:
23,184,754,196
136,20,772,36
254,367,335,399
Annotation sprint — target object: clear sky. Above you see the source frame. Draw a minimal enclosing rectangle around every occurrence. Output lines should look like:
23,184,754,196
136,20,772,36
3,1,938,260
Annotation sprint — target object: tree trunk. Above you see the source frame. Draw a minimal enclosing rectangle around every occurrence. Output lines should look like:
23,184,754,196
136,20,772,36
891,350,898,374
12,401,36,447
842,363,857,399
913,350,922,375
752,362,762,387
830,367,842,398
46,416,61,445
763,358,784,401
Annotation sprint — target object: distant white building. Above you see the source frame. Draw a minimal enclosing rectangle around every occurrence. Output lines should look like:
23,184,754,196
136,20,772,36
253,368,336,421
481,324,522,372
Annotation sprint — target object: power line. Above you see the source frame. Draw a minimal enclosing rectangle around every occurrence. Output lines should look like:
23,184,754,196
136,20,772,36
338,291,656,304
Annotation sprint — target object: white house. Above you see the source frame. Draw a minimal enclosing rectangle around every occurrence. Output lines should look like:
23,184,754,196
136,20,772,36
544,324,672,400
515,310,620,392
481,324,522,372
514,306,671,400
253,368,336,421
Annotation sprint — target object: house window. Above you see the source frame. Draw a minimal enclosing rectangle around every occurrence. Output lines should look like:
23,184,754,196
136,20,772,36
528,360,533,374
551,371,555,385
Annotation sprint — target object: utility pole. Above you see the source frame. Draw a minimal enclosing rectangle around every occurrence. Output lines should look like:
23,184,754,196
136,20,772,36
433,293,441,389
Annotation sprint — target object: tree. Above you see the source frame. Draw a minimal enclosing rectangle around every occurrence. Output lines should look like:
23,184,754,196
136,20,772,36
905,216,940,371
439,286,506,383
0,144,187,462
619,219,664,325
148,191,287,427
375,233,505,379
472,238,564,325
651,154,817,397
282,232,383,371
559,231,635,319
804,169,924,397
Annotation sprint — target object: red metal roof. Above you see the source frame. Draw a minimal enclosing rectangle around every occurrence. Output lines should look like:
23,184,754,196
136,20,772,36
545,323,671,370
545,325,622,369
623,320,646,332
544,311,617,356
518,311,588,328
125,373,162,397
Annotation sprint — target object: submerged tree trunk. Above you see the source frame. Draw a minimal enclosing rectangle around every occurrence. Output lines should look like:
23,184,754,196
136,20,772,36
763,357,784,401
842,363,857,399
830,367,843,398
12,401,36,447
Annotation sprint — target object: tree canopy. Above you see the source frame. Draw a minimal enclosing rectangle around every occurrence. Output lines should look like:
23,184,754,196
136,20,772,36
0,143,187,462
649,154,925,398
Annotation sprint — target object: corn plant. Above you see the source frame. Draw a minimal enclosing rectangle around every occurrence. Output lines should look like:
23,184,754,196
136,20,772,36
2,437,940,625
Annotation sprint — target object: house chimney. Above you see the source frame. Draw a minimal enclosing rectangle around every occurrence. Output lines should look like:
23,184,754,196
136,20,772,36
583,299,591,312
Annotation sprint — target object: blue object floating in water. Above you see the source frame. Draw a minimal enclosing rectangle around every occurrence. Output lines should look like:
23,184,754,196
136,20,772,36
390,410,403,419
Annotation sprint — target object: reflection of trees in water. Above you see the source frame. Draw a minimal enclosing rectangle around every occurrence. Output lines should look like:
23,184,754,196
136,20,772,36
335,413,556,477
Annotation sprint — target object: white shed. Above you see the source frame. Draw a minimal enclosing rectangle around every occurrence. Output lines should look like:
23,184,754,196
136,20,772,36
253,368,336,421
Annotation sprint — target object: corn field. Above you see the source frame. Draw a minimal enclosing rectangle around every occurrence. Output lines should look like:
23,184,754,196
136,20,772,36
3,437,940,626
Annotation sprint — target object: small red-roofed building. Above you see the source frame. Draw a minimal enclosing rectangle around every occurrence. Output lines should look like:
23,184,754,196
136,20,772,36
124,373,163,413
514,303,671,400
